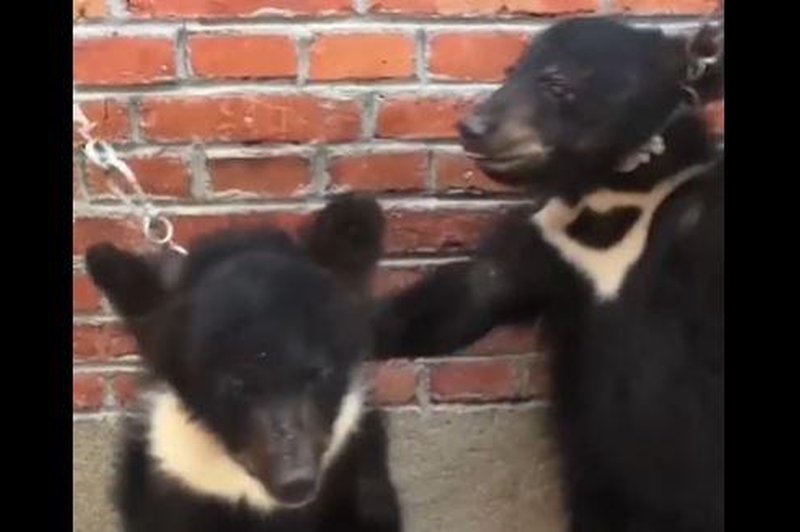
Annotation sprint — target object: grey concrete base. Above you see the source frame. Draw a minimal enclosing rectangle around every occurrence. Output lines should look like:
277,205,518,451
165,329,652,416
74,420,122,532
73,406,566,532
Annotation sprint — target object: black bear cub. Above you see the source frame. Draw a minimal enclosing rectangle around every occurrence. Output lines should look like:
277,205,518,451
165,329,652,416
85,195,402,532
377,17,723,532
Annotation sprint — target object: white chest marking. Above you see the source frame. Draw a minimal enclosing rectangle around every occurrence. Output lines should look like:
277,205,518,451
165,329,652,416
531,165,709,301
146,386,365,513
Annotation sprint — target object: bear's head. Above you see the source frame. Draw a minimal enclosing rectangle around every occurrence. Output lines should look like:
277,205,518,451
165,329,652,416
459,17,723,193
85,194,384,509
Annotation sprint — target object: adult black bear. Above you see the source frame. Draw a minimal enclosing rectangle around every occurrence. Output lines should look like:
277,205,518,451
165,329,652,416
85,195,402,532
376,18,723,532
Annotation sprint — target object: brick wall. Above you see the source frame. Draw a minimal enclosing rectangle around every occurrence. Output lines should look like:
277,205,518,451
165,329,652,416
73,0,724,416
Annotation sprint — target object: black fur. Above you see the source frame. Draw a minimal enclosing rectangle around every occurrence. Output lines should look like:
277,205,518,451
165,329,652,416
566,206,642,248
376,18,723,532
86,194,401,532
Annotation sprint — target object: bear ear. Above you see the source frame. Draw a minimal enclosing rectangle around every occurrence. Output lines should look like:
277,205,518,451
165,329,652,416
85,243,186,320
302,193,385,296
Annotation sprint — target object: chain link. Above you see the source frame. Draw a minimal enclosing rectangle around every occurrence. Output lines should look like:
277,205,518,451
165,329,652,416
73,98,187,255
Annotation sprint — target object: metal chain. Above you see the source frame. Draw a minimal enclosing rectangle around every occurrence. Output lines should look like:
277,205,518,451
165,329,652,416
73,99,187,255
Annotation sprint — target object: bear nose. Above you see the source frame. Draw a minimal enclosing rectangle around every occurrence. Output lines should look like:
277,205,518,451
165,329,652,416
458,113,490,141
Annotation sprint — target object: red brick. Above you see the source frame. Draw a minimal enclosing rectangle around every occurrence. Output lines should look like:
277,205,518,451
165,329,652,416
73,374,106,411
329,153,427,193
86,157,191,198
429,359,519,402
73,218,144,256
172,213,307,246
434,153,514,195
705,100,724,136
429,33,528,82
372,266,426,297
385,210,494,255
73,324,137,361
74,38,176,86
128,0,353,18
75,213,308,257
73,274,102,314
73,0,107,20
310,34,415,81
189,36,297,80
611,0,718,14
521,354,551,399
74,100,131,144
209,157,311,197
366,360,418,406
371,0,598,16
112,374,140,408
74,153,89,200
377,98,475,140
140,96,361,143
463,326,538,356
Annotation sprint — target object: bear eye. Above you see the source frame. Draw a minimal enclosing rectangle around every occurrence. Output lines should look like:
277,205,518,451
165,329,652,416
218,375,245,398
301,366,333,385
539,67,575,102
